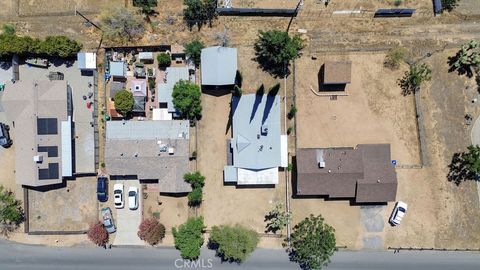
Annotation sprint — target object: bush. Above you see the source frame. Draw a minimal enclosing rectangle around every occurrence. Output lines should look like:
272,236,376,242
185,39,204,67
0,186,24,230
138,218,166,245
0,34,81,58
172,80,202,120
384,46,407,70
101,7,145,41
157,52,171,67
148,78,155,92
287,106,297,120
133,0,158,15
87,221,109,247
264,203,291,234
114,89,134,116
184,172,205,188
209,225,259,263
441,0,459,12
1,24,15,35
188,186,203,206
399,63,432,96
287,127,293,135
173,217,206,260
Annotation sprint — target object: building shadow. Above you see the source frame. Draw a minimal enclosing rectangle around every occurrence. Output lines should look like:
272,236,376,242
202,85,233,96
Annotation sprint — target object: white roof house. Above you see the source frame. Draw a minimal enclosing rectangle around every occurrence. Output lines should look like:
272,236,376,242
224,94,287,185
201,46,237,86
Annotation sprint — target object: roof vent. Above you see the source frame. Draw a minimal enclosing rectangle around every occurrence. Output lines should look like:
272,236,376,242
318,162,325,168
261,124,269,135
134,152,138,157
33,155,43,163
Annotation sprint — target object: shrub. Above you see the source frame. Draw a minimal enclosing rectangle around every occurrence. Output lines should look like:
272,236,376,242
1,24,15,35
264,203,291,234
0,186,24,229
173,217,206,260
0,34,81,58
287,106,297,120
188,186,203,206
287,127,293,135
399,63,432,96
157,52,171,67
384,46,407,70
87,221,109,247
209,225,259,263
441,0,459,12
148,78,155,92
101,7,145,41
138,218,166,245
184,172,205,188
133,0,158,15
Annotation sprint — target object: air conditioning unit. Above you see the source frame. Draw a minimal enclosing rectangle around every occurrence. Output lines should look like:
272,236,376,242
33,155,43,163
318,162,325,168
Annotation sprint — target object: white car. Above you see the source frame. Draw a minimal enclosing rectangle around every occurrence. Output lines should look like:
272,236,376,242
113,183,124,209
389,201,408,226
128,186,139,210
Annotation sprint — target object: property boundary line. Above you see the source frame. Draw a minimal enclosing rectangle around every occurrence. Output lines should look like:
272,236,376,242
388,247,480,252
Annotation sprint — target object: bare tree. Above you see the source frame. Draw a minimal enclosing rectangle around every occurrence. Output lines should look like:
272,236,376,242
101,7,145,42
214,26,229,47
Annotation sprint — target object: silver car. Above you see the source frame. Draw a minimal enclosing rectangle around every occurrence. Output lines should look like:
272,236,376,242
101,207,116,234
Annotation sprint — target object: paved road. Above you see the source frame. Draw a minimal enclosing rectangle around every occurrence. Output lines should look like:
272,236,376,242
0,240,479,270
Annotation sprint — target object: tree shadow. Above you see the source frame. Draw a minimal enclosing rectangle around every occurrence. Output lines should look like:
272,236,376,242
253,55,291,78
398,75,416,96
447,152,478,185
447,54,476,78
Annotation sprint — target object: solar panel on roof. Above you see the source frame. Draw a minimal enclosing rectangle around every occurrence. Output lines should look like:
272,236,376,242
37,118,58,135
38,163,59,180
38,146,58,157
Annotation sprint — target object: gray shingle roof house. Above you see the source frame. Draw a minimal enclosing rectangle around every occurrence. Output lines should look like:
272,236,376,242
105,120,192,193
296,144,397,203
224,94,288,185
2,81,73,187
201,46,237,86
158,67,190,117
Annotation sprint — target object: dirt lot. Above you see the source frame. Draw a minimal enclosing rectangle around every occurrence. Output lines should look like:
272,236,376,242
28,177,98,232
293,49,480,249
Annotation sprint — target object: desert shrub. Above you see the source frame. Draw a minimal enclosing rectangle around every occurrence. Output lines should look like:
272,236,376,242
384,46,407,70
138,218,166,245
87,221,108,247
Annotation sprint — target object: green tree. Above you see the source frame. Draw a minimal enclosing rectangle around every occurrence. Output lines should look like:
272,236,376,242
209,225,259,263
184,172,205,207
183,0,217,30
288,214,336,270
254,30,304,77
172,80,202,120
101,7,145,42
462,145,480,174
138,218,166,245
384,46,407,70
38,36,82,58
265,203,291,234
114,89,134,116
172,217,206,260
185,39,204,67
133,0,158,15
441,0,459,12
0,186,24,235
449,40,480,77
399,63,432,96
157,52,171,67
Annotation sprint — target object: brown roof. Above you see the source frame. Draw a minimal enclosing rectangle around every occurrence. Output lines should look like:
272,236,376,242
296,144,397,203
323,61,352,85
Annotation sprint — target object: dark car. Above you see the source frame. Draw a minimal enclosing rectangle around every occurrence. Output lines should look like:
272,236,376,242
0,123,12,148
97,176,108,202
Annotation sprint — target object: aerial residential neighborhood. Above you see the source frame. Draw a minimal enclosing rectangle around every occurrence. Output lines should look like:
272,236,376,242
0,0,480,269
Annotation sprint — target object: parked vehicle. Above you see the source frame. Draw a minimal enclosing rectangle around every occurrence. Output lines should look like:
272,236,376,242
389,201,408,226
0,123,12,148
101,207,116,234
128,186,139,210
113,183,124,209
97,176,108,202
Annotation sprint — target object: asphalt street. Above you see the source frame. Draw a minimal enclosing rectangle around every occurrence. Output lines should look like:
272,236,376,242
0,240,479,270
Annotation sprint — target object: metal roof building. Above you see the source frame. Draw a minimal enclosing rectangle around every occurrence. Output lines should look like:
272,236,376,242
2,81,72,187
105,120,191,193
77,52,96,70
224,94,287,185
110,61,126,78
296,144,397,203
158,67,190,116
201,46,237,86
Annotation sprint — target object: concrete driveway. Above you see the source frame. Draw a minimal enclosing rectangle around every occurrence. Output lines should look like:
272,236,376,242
112,180,144,246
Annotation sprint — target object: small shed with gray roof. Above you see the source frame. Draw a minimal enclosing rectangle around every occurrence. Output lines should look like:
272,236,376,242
201,46,237,86
105,120,191,193
110,61,126,78
158,67,190,117
296,144,397,203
